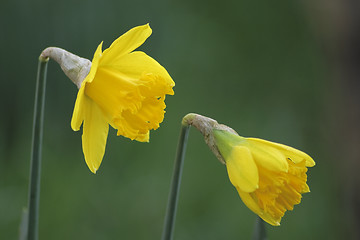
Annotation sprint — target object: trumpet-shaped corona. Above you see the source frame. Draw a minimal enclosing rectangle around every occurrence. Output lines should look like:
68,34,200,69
213,129,315,226
71,24,174,173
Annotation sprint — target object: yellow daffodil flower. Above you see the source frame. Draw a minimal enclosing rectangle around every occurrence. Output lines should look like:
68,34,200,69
213,129,315,226
71,24,175,173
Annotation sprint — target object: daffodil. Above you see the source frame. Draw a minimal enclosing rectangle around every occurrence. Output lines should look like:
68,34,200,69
213,129,315,226
68,24,174,173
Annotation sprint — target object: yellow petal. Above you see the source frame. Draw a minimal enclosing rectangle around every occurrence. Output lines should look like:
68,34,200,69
101,51,175,89
101,24,152,65
247,138,289,172
248,138,315,167
85,66,144,121
282,147,315,167
237,190,280,226
71,86,86,131
70,42,103,131
84,42,103,84
226,146,259,192
81,96,109,173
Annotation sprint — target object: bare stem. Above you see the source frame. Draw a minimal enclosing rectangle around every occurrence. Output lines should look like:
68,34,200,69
25,56,49,240
161,120,191,240
252,217,267,240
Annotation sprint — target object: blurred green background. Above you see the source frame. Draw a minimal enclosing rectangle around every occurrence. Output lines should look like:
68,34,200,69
1,0,359,239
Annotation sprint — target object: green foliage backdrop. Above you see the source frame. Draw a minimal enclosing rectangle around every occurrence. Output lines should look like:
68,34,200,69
0,0,351,239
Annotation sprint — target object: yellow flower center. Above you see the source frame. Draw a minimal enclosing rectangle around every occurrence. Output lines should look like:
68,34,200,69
251,159,309,223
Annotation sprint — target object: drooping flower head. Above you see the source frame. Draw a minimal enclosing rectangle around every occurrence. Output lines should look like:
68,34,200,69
213,130,315,226
183,113,315,226
72,24,174,173
41,24,174,173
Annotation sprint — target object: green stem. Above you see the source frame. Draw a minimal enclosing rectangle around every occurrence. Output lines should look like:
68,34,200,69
161,122,190,240
26,56,48,240
252,217,267,240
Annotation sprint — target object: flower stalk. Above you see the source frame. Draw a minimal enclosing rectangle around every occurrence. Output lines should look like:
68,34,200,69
161,113,229,240
161,113,224,240
252,217,267,240
26,56,49,240
161,121,190,240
